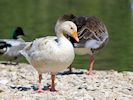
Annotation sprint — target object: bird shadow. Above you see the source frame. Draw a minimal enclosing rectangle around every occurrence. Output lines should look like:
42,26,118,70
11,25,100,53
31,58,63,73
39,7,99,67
10,85,50,91
57,70,84,75
0,62,18,66
10,86,31,91
31,85,50,91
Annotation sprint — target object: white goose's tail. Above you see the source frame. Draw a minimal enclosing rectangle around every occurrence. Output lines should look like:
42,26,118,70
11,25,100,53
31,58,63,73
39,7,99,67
19,42,32,63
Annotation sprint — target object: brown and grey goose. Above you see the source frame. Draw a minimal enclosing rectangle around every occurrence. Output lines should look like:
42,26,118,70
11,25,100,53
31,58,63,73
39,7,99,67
60,14,109,75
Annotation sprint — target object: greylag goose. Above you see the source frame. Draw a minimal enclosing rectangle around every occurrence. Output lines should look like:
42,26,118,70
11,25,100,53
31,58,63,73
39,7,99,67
0,27,26,65
60,14,109,75
20,19,79,92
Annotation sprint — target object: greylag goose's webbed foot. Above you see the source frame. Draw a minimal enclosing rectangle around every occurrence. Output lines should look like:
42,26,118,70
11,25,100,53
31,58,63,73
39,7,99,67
58,65,84,75
64,65,74,74
85,70,95,75
56,65,73,75
67,65,84,74
68,65,73,73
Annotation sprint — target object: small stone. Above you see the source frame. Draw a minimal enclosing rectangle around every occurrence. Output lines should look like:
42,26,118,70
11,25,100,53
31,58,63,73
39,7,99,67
0,63,133,99
0,80,9,85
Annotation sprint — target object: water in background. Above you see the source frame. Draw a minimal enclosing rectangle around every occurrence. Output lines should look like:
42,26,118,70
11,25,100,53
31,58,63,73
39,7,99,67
0,0,133,71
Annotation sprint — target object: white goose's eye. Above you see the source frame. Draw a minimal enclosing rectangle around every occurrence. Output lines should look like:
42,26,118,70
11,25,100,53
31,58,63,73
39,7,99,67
71,27,73,30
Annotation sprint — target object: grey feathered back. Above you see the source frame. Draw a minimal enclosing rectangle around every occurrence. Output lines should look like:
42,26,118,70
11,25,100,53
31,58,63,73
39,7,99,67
60,14,109,54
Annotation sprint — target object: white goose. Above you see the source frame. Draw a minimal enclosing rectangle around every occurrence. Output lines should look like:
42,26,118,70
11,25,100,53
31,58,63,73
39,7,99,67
20,19,79,92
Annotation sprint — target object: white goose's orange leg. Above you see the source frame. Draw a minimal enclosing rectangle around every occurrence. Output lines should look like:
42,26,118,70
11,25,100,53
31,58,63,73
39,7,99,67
34,74,46,93
50,74,57,92
86,55,94,75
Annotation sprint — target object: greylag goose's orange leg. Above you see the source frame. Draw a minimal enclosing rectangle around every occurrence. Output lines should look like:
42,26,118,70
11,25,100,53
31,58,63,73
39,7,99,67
34,74,45,93
86,56,94,75
68,65,72,73
50,74,57,92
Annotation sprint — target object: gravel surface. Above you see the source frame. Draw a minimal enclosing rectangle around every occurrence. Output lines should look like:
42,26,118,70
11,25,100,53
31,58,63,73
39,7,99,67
0,63,133,100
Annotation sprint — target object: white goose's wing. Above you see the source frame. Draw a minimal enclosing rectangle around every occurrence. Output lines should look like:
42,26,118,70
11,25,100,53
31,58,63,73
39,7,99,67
31,37,57,51
20,36,58,63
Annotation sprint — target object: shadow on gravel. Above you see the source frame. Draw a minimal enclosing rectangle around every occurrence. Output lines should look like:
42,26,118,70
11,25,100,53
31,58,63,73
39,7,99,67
10,86,31,91
57,71,84,75
10,85,50,91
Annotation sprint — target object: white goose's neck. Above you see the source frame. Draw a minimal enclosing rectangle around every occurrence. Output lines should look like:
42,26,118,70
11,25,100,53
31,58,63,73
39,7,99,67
56,31,69,46
56,32,74,55
55,20,73,49
56,31,64,39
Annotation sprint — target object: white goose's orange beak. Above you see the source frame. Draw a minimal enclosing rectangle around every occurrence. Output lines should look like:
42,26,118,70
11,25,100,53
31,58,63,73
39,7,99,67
72,32,79,42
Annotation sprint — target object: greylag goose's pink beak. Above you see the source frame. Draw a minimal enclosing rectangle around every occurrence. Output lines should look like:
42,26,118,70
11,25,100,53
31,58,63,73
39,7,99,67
72,32,79,42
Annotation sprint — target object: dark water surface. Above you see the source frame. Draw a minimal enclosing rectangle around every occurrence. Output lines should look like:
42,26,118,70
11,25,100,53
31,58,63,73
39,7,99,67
0,0,133,71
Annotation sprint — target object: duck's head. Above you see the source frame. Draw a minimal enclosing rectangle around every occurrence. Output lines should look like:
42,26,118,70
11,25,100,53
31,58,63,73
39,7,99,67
56,21,79,42
11,27,25,39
